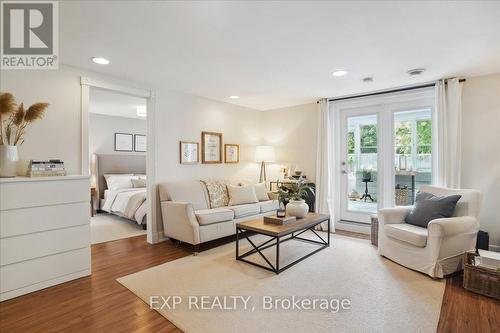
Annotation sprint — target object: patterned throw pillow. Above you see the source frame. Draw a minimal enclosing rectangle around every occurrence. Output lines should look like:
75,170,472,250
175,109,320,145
201,180,229,208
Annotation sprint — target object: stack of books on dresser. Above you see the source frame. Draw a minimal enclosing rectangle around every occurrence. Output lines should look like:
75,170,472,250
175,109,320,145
27,160,67,177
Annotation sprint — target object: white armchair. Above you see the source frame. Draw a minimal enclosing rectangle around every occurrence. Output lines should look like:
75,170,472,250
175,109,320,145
378,185,482,278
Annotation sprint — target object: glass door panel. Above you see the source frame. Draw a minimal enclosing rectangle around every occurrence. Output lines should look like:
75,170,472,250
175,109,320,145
340,110,380,223
394,109,433,206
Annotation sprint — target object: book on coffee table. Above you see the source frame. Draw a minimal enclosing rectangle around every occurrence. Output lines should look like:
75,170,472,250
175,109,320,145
263,215,296,225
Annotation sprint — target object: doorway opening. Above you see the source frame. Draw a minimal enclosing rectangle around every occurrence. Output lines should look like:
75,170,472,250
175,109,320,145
88,87,148,244
81,77,156,244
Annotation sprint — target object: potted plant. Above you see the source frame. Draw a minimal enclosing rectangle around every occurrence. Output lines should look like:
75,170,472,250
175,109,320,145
0,92,49,177
284,179,315,218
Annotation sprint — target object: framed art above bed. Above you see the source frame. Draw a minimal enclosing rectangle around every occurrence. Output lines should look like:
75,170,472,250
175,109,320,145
115,133,133,152
134,134,147,152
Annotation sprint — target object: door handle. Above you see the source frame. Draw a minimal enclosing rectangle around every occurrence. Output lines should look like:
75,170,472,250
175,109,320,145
341,161,348,174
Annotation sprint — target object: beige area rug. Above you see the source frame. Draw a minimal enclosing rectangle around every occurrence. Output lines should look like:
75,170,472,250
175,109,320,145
117,232,444,333
91,213,146,244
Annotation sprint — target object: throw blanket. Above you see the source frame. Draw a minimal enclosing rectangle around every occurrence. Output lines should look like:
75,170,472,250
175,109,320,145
102,188,147,224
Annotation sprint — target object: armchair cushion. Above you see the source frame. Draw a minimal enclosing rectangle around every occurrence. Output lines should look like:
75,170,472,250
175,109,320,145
384,223,428,247
405,192,461,228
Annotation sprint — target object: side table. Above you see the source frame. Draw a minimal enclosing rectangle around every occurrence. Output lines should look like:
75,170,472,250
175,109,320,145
371,215,378,246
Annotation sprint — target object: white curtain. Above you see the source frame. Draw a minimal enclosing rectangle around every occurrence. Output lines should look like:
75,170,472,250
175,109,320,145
315,98,335,231
434,78,463,188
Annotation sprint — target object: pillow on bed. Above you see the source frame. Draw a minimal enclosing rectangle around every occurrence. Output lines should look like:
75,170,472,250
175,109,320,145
104,174,134,191
131,178,147,188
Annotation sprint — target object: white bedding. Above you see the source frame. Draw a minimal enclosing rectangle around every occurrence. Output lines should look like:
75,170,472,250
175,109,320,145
102,188,147,224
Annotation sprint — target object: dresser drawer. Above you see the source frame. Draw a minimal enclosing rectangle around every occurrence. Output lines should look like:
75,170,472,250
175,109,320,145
0,247,90,294
0,225,90,266
0,177,89,210
0,202,90,238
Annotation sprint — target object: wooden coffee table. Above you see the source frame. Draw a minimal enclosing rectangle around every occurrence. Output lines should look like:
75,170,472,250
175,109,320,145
236,213,330,274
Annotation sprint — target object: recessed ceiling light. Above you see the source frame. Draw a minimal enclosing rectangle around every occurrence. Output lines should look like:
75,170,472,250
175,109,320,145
136,106,146,117
407,68,425,76
332,70,348,77
362,77,374,83
91,57,110,65
229,95,240,99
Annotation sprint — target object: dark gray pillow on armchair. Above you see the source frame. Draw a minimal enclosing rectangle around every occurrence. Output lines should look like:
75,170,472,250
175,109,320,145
405,192,462,228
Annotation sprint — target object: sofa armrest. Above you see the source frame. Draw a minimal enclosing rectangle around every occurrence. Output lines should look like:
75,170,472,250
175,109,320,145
160,201,200,244
378,206,412,225
428,216,479,238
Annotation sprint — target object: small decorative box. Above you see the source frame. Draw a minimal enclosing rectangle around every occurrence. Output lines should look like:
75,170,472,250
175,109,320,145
264,215,297,225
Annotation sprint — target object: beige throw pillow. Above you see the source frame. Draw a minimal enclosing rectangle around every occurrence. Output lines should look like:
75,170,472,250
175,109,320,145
227,184,259,206
201,180,229,208
254,182,269,201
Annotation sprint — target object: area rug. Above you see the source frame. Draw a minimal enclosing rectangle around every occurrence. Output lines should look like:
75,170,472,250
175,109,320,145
117,232,444,333
91,213,146,244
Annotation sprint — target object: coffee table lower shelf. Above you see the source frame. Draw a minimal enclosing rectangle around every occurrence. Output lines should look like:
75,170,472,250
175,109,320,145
236,215,330,274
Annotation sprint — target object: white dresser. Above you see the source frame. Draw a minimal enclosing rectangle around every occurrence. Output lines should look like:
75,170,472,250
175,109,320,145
0,176,91,301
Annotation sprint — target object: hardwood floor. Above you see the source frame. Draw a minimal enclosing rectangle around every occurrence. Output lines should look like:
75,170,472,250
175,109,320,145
0,233,499,333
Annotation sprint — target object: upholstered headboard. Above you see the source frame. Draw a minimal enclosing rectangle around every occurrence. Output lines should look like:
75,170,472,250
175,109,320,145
95,154,146,201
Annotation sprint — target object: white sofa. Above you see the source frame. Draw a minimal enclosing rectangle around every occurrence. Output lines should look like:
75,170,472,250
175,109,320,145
378,185,482,278
158,180,278,251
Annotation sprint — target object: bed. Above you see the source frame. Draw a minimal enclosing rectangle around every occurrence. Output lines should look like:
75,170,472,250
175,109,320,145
95,154,147,227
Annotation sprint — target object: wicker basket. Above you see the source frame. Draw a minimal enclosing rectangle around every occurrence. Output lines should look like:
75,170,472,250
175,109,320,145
395,188,409,206
371,215,378,246
463,252,500,300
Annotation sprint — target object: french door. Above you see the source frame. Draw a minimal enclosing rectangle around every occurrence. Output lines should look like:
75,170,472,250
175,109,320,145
336,90,435,224
339,106,383,223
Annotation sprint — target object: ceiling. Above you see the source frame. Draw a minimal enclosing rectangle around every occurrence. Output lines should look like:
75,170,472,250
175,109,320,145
60,1,500,110
89,87,147,119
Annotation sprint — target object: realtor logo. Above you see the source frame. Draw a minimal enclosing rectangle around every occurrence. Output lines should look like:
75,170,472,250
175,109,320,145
1,1,58,69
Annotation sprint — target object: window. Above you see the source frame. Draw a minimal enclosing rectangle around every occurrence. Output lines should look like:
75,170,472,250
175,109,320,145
347,131,355,154
395,121,412,155
417,120,431,154
360,125,377,153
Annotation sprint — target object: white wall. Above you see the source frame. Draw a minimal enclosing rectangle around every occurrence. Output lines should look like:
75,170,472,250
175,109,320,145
89,113,147,155
154,90,262,183
261,103,318,182
461,73,500,250
1,66,83,174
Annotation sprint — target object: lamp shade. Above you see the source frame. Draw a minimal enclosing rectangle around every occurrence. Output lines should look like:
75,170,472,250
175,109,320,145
255,145,275,163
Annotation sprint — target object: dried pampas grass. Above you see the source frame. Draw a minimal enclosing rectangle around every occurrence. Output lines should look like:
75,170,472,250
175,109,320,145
0,92,16,115
25,103,49,122
0,92,49,145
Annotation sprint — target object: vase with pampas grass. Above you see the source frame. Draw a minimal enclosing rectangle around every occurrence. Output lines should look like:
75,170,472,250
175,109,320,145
0,92,49,177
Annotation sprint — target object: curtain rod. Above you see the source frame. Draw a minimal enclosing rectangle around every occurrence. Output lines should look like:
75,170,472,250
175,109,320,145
326,78,466,103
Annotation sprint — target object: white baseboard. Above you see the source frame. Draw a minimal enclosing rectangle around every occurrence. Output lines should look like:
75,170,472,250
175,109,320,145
335,220,371,235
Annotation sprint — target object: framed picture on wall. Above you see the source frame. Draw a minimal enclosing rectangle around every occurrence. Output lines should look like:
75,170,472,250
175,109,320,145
224,144,239,163
201,131,222,163
180,141,199,164
115,133,133,152
134,134,147,152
